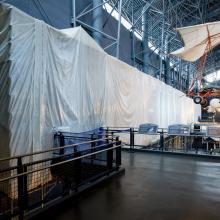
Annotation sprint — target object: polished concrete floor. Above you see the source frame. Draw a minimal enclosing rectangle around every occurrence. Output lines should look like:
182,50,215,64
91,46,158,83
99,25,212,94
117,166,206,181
41,152,220,220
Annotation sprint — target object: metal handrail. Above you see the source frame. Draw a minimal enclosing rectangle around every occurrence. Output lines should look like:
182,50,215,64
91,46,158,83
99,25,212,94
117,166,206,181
0,141,118,173
106,127,220,138
0,144,123,183
104,127,168,134
0,137,116,163
21,141,119,167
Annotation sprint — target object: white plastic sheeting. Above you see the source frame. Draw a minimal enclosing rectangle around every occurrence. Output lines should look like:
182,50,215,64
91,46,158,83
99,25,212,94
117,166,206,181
0,4,200,158
171,21,220,62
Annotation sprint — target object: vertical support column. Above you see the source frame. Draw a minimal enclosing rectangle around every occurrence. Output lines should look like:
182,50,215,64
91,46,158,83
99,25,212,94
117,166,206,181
176,69,179,89
142,4,151,75
173,70,176,88
131,30,136,66
165,35,171,85
71,0,76,27
179,60,182,90
159,0,165,80
186,64,190,91
116,0,122,58
175,71,179,89
92,0,103,45
172,69,175,87
131,0,135,66
170,68,173,87
131,30,135,66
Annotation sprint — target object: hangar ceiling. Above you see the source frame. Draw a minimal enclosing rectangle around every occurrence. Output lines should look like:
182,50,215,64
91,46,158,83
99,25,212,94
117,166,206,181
108,0,220,80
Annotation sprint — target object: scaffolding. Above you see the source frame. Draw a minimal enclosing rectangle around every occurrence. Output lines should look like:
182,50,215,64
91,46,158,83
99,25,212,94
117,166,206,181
70,0,220,91
1,0,220,89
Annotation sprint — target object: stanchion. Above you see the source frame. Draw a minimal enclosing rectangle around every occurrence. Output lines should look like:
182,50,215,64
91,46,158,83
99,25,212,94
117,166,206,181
159,129,164,151
130,128,134,151
107,143,113,170
17,157,28,220
116,136,121,168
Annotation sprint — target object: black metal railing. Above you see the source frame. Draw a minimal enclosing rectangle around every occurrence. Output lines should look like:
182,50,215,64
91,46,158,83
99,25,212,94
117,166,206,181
103,127,220,156
198,114,215,123
0,135,122,220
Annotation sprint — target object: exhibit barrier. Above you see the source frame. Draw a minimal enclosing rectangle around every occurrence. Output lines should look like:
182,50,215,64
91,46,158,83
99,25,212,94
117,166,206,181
0,134,123,220
104,126,220,156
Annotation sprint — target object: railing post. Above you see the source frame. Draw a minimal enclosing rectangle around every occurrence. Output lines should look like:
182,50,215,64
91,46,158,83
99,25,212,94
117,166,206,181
111,131,114,142
91,134,96,163
59,133,65,155
116,136,121,168
74,145,81,187
160,129,164,151
106,127,109,141
130,128,134,150
23,165,28,210
106,129,109,145
17,157,27,220
107,143,113,170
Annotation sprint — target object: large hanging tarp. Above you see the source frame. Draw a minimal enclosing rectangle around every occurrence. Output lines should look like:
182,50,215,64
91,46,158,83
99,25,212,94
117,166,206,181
0,3,200,158
171,21,220,62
